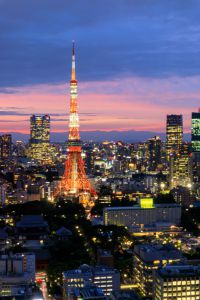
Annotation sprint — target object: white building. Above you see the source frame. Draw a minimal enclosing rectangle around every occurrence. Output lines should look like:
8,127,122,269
63,264,120,299
103,202,181,233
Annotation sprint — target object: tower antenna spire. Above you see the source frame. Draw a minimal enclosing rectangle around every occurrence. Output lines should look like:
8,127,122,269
71,40,76,81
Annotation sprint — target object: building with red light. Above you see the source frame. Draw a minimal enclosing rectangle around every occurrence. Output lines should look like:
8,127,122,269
55,43,96,209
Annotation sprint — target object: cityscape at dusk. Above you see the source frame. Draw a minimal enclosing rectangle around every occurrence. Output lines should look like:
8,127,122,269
0,1,200,300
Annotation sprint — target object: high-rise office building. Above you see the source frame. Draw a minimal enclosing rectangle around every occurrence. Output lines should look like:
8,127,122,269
147,136,162,171
166,115,183,160
30,114,50,144
154,265,200,300
169,143,191,189
192,110,200,152
0,134,12,159
29,114,51,163
191,110,200,196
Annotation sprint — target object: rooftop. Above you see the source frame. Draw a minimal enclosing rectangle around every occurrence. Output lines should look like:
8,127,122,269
134,243,183,263
74,285,106,299
16,215,48,228
63,264,119,278
104,203,180,212
157,265,200,278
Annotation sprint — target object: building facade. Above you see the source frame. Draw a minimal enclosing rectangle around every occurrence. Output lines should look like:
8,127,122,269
63,264,120,299
0,134,12,159
103,202,181,233
154,265,200,300
146,136,162,171
0,253,35,298
29,114,51,163
133,244,183,298
191,110,200,197
169,143,191,189
166,114,183,160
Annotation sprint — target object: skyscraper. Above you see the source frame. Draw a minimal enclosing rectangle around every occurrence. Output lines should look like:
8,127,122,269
192,110,200,152
166,114,183,160
29,114,51,163
147,136,162,171
0,134,12,159
191,109,200,196
55,43,96,209
169,143,191,189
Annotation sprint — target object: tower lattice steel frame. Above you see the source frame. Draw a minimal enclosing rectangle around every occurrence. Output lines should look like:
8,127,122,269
55,43,96,208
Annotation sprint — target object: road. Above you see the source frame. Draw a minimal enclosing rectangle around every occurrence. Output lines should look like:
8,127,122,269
41,281,51,300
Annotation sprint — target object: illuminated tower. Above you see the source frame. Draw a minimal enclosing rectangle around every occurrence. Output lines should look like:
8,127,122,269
56,43,96,208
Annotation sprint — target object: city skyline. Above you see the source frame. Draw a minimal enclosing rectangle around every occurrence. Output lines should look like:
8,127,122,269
0,0,200,135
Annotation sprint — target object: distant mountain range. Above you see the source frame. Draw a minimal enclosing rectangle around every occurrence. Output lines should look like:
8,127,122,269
1,131,191,143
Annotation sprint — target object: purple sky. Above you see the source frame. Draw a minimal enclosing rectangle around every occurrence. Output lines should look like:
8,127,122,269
0,0,199,135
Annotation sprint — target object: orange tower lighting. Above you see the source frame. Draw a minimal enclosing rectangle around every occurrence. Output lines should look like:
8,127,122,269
55,42,97,209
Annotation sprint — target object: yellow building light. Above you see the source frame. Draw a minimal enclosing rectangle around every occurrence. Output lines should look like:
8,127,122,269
140,198,154,209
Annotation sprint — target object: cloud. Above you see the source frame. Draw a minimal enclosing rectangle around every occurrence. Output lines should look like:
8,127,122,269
1,0,200,88
0,75,198,134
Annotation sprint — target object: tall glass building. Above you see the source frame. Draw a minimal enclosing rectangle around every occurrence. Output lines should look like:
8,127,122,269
191,110,200,196
166,114,183,160
192,111,200,152
29,115,50,163
0,134,12,159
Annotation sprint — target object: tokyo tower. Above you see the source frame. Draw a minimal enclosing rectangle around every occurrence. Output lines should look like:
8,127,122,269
55,42,96,209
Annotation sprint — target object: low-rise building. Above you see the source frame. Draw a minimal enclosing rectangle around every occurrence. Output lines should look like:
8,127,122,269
16,214,49,243
63,264,120,299
0,253,35,298
110,290,141,300
104,201,181,233
133,244,184,298
69,284,106,300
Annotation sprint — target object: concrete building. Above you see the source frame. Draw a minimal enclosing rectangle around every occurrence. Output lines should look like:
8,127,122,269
63,264,120,299
103,200,181,233
97,249,114,268
133,244,184,298
0,134,12,160
146,136,162,171
154,265,200,300
70,285,106,300
171,186,195,207
0,253,35,298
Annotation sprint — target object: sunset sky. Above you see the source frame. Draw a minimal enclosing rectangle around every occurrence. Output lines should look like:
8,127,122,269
0,0,199,135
